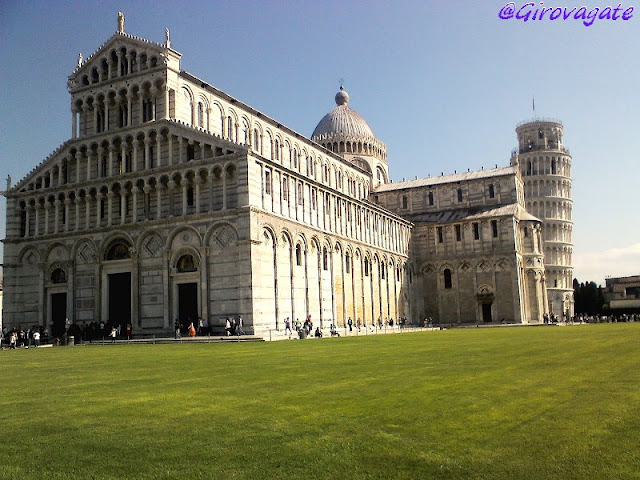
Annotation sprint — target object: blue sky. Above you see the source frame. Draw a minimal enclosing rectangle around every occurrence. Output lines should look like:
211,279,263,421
1,0,639,285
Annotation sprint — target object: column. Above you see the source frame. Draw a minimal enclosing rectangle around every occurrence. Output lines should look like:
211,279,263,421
194,178,202,214
107,191,114,226
72,108,78,139
121,143,127,174
144,138,150,170
168,134,173,165
34,204,40,236
75,154,81,184
75,198,81,231
132,187,138,223
64,199,71,232
95,192,104,228
24,207,31,237
222,174,227,210
156,135,162,168
108,145,114,176
182,182,188,216
53,200,60,233
87,150,93,181
156,185,163,219
132,139,139,172
120,191,126,224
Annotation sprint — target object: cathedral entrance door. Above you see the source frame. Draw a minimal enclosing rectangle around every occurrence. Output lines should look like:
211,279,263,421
482,303,493,323
51,293,67,337
108,272,131,331
178,283,198,331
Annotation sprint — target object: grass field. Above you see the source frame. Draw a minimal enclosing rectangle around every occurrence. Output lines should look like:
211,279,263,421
1,324,640,479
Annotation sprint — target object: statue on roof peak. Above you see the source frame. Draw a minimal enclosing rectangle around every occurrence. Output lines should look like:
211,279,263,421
117,12,125,33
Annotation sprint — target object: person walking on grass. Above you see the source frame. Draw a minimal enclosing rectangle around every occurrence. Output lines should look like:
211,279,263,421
109,327,117,343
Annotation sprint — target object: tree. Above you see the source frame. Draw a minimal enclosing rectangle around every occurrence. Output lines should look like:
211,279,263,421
573,278,605,315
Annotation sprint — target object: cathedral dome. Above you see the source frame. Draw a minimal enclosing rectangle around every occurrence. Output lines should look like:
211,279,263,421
311,87,377,140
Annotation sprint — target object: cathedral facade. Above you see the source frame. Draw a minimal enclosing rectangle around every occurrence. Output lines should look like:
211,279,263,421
1,16,572,337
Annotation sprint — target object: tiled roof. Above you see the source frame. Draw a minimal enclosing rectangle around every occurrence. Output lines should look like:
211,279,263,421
375,166,517,192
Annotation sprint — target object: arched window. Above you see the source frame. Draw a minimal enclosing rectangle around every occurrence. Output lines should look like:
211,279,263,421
51,268,67,284
177,254,197,272
345,252,351,273
295,244,302,266
323,247,328,271
444,268,452,289
364,258,369,276
197,102,204,128
254,129,260,151
105,241,131,260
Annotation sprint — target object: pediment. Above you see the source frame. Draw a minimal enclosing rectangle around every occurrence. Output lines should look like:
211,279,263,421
68,32,180,92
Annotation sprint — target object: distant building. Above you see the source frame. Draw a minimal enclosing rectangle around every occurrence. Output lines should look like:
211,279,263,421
604,275,640,312
1,14,573,336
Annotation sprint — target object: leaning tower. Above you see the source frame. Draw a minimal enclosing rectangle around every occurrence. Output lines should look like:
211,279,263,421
512,119,574,320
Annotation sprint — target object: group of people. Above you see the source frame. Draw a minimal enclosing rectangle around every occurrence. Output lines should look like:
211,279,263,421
573,313,639,323
1,326,43,349
174,316,211,339
224,316,245,336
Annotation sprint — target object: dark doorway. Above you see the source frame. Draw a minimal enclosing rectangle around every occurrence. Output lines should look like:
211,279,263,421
178,283,198,331
51,293,67,337
109,272,131,331
482,303,493,323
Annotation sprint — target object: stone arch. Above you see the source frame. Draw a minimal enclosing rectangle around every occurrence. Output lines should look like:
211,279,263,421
18,245,42,265
166,225,203,251
206,222,239,251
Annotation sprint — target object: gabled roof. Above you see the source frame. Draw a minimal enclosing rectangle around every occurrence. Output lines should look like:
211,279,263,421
402,203,540,225
375,166,518,193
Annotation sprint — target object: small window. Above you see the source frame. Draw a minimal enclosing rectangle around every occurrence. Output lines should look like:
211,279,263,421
444,269,452,289
402,195,408,209
297,183,303,205
489,184,495,199
282,178,288,201
364,258,369,276
345,252,351,273
51,268,67,284
437,226,444,244
524,226,529,237
177,254,197,272
457,188,463,203
197,103,204,128
295,244,302,266
187,187,194,206
264,171,271,195
473,223,480,240
491,220,498,238
187,145,195,161
428,191,434,206
455,225,462,242
323,247,328,271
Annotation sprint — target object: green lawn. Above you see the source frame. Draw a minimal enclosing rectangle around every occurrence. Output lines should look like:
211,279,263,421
1,324,639,479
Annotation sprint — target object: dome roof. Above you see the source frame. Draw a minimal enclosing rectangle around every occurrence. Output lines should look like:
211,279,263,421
311,87,376,141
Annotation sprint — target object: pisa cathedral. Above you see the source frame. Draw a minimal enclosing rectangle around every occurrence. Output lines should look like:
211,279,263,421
1,15,574,337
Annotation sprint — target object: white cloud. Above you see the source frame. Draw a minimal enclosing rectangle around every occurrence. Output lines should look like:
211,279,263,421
573,242,640,286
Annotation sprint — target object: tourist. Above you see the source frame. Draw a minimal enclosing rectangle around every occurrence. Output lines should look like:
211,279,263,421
174,319,181,339
348,317,353,332
315,327,323,338
109,327,117,343
126,323,132,340
284,317,292,336
33,330,40,347
237,316,245,335
225,317,231,336
188,322,196,337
